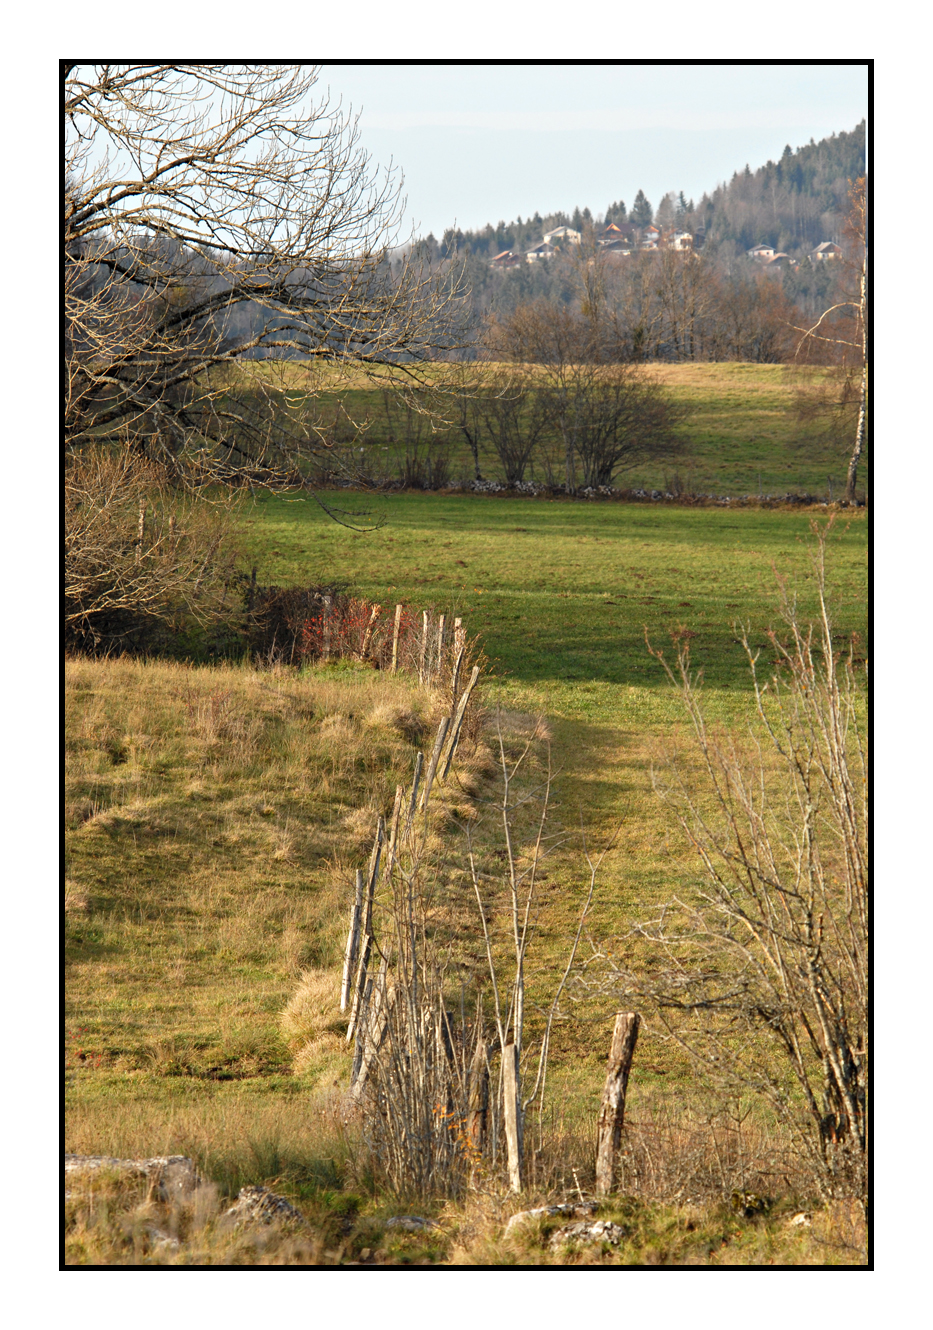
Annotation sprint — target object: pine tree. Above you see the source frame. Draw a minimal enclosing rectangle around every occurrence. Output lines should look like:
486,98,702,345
631,189,653,227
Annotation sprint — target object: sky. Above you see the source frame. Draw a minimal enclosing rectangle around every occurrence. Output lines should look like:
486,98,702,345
322,63,869,242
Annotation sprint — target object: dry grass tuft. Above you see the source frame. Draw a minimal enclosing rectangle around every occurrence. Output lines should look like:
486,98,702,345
292,1032,347,1080
364,701,428,745
281,969,343,1052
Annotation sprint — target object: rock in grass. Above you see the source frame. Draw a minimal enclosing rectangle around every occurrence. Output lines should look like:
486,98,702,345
549,1220,625,1249
223,1184,307,1228
385,1215,439,1232
505,1201,597,1235
64,1154,201,1200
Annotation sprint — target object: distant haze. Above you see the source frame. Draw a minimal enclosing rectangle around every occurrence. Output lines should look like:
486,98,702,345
323,63,869,240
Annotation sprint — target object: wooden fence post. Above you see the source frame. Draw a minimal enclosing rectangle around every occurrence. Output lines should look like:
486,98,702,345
595,1012,640,1197
467,1037,489,1153
435,614,446,684
345,933,372,1042
419,716,450,810
440,665,481,782
502,1041,523,1193
340,869,365,1012
359,603,381,661
420,610,429,684
362,817,385,939
322,595,332,660
391,603,403,674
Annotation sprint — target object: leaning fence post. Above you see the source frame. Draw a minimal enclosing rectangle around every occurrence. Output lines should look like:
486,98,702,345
419,717,450,810
340,869,365,1012
359,603,381,661
362,817,385,939
440,665,481,782
391,603,403,674
502,1041,523,1193
595,1012,640,1196
345,933,372,1043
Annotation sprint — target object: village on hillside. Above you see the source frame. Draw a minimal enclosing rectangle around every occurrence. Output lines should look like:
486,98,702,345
490,222,843,271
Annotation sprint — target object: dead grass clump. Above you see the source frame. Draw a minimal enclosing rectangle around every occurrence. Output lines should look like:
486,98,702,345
292,1033,347,1081
364,701,428,745
281,968,343,1053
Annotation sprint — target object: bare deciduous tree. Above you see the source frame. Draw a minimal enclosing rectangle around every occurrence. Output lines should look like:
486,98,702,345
790,177,867,502
65,64,466,478
485,302,685,491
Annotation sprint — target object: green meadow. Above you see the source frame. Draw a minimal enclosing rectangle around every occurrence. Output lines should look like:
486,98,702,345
66,458,867,1265
222,361,861,499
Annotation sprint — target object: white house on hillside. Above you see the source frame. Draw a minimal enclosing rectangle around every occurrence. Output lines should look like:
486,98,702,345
811,241,842,261
542,226,581,246
747,244,776,260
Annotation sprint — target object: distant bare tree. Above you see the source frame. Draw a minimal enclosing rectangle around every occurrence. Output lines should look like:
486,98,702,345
486,303,685,490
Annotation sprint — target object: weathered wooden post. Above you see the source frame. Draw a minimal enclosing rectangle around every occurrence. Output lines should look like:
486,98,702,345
322,595,332,660
420,610,430,683
391,603,403,674
345,933,372,1043
435,614,446,685
340,869,365,1011
467,1036,489,1153
359,603,381,661
362,817,384,939
440,665,481,782
419,716,450,810
595,1012,640,1197
502,1041,522,1192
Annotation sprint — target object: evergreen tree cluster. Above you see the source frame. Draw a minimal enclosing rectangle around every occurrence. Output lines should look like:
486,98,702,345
693,120,866,253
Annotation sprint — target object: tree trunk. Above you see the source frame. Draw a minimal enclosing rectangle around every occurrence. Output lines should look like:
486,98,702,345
595,1012,640,1196
845,365,866,503
502,1042,523,1192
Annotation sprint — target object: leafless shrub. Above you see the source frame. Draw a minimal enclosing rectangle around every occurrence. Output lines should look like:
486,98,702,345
592,520,867,1203
65,447,241,651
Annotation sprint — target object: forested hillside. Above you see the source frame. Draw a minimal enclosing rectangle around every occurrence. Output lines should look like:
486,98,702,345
402,121,865,333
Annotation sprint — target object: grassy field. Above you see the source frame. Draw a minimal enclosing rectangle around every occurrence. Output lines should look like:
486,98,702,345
65,491,868,1265
213,360,862,499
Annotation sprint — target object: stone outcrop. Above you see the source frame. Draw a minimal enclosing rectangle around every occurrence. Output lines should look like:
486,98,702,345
549,1219,625,1248
222,1184,306,1229
64,1154,201,1201
504,1201,597,1235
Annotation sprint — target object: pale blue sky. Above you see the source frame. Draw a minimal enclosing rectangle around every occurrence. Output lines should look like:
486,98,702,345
323,63,869,240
